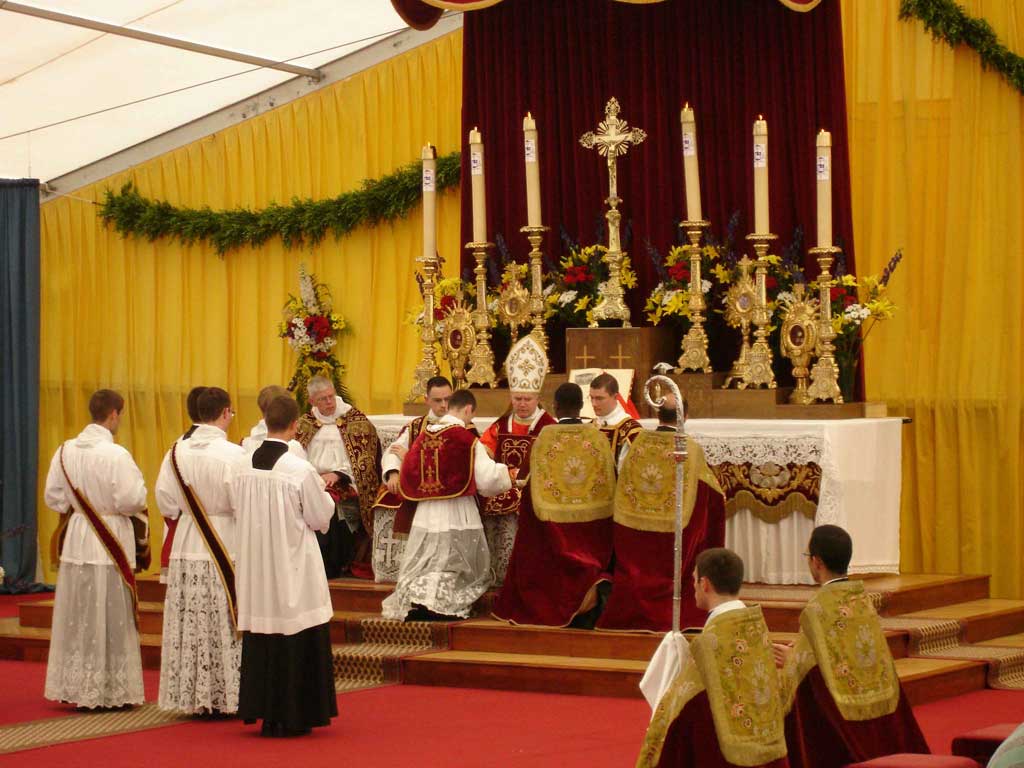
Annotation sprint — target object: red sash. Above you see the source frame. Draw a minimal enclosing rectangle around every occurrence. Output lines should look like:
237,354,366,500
169,443,238,630
399,425,478,501
58,445,140,629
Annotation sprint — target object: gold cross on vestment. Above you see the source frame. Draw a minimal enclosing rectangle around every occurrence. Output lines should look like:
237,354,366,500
610,344,631,368
574,344,595,368
579,97,647,205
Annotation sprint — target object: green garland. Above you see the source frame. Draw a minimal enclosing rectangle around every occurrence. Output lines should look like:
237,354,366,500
98,151,462,256
899,0,1024,95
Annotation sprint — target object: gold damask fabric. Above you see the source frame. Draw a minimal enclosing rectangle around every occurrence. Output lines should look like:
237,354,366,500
638,606,788,767
615,433,723,533
711,461,820,523
779,581,900,721
530,424,616,524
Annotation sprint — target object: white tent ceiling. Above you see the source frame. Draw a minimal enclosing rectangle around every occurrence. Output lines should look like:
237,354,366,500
0,0,409,182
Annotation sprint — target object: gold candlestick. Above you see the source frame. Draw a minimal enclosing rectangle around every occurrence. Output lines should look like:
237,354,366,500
580,97,646,328
807,246,844,403
407,254,440,401
746,233,778,389
722,255,757,389
465,241,499,388
676,220,712,372
520,225,549,352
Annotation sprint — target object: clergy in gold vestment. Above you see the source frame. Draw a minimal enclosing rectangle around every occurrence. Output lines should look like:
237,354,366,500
638,549,790,768
775,525,928,768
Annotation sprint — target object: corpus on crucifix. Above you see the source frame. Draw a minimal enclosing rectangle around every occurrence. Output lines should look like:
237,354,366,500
579,97,646,326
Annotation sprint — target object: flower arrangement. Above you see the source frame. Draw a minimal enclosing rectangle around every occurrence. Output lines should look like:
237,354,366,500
644,243,717,328
813,249,903,399
279,264,350,409
545,243,638,327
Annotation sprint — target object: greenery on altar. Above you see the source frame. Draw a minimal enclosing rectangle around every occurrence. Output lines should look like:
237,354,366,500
279,265,352,410
98,152,462,256
900,0,1024,96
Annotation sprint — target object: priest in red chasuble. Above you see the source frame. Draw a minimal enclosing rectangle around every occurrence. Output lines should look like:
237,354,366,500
597,400,726,631
589,372,643,470
381,389,515,621
479,336,557,584
638,549,790,768
492,382,617,627
295,375,381,579
774,525,929,768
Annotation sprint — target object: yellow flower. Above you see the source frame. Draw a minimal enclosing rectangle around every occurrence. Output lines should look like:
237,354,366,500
586,309,595,325
667,245,687,266
866,298,897,320
712,263,732,283
831,316,845,335
663,292,686,318
704,245,720,261
766,254,781,266
575,295,591,311
841,274,858,288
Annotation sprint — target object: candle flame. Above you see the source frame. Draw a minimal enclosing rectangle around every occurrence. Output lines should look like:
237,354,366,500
758,114,764,121
527,111,533,118
684,102,690,109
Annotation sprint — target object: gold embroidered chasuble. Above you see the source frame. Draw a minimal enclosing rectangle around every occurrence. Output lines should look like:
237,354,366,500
615,431,723,533
778,580,899,721
529,424,616,523
637,606,788,768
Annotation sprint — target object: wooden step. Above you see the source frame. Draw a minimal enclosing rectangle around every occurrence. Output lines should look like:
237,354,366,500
864,574,991,616
901,600,1024,644
895,657,988,705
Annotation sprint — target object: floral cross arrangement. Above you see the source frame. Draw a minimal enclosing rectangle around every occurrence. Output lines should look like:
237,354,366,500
545,242,638,327
279,264,350,410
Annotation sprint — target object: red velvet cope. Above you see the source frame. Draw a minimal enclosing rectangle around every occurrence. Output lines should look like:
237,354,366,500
399,426,479,500
784,667,930,768
597,482,725,631
655,691,791,768
491,490,612,626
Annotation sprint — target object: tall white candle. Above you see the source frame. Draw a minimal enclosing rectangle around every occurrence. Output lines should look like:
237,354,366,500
422,143,437,261
753,116,769,234
469,127,487,243
523,112,542,227
680,104,702,222
816,129,832,248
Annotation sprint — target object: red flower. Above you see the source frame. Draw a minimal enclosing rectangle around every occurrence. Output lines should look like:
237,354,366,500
668,262,690,282
564,265,592,285
830,286,844,301
766,276,778,289
843,294,856,307
304,315,332,343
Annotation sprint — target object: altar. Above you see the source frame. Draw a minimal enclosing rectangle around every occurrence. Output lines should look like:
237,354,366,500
368,414,903,586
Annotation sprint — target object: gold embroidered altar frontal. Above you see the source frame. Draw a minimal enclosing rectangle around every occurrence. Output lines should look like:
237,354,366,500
710,460,820,524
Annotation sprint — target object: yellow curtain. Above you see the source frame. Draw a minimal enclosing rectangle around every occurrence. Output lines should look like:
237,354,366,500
842,1,1024,597
37,31,464,582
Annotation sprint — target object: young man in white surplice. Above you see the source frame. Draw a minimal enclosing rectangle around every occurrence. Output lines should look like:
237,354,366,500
155,386,244,715
232,394,337,737
241,384,306,458
43,389,148,709
381,389,517,622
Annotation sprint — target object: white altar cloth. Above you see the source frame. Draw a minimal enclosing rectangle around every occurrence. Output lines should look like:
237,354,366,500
368,415,903,586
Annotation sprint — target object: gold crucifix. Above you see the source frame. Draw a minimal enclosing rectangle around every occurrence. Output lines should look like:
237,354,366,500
579,97,647,207
610,344,631,368
574,344,595,368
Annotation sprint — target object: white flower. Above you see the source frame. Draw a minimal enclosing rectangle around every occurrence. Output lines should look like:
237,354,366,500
776,290,795,305
558,290,579,306
843,303,870,325
701,279,712,294
298,264,320,313
661,289,680,306
543,283,556,297
488,299,499,313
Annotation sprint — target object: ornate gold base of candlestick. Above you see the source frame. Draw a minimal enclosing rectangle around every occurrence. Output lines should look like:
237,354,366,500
722,325,752,389
589,208,632,327
807,245,844,404
407,255,441,402
676,220,711,373
745,234,778,389
465,241,498,388
520,225,550,352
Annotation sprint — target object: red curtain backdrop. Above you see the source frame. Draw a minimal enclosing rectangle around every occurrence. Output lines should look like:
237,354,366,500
457,0,854,319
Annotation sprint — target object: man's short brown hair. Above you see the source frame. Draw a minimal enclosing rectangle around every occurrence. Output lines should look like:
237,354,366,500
197,387,231,423
257,385,290,415
695,547,744,596
89,389,124,422
265,394,299,432
589,372,619,396
448,389,477,411
186,386,207,423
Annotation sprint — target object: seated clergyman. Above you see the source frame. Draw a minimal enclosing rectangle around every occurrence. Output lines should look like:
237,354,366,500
637,548,790,768
774,525,929,768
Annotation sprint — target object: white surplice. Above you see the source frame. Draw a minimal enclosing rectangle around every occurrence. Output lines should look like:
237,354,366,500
43,423,148,708
154,424,244,713
304,396,354,476
241,418,307,459
380,412,440,480
381,415,513,620
596,402,635,469
232,442,336,635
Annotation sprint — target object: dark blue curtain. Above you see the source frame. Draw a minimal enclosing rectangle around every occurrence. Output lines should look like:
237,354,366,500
0,179,42,593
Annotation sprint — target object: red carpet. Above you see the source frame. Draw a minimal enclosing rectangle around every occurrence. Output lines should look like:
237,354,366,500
0,661,160,726
0,593,51,619
0,660,1021,767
